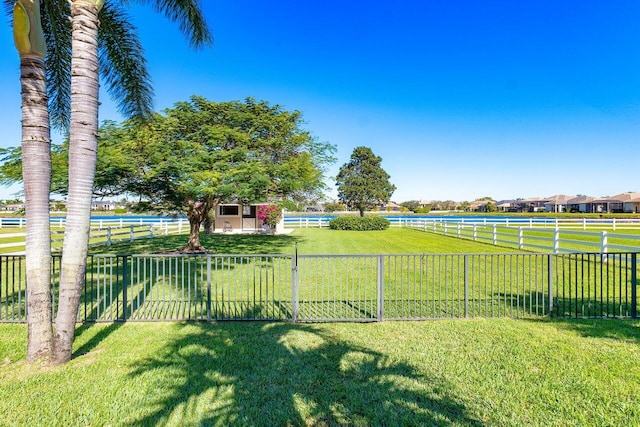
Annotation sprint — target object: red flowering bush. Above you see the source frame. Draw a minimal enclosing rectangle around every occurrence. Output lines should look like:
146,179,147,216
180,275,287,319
257,204,282,231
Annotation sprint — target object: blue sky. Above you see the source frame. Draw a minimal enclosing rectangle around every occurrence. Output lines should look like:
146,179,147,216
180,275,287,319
0,0,638,202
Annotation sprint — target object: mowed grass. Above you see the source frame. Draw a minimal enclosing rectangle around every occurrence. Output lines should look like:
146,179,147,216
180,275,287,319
99,227,521,255
1,319,639,426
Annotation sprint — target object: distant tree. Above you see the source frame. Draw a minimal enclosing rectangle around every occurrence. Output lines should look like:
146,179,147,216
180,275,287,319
485,202,497,212
459,201,470,211
400,200,421,212
336,146,396,217
324,202,346,212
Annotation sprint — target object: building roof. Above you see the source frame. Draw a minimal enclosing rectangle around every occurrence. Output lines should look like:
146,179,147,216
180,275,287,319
544,194,573,204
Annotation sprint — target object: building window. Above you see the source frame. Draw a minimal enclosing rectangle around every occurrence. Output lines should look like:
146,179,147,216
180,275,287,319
219,205,239,216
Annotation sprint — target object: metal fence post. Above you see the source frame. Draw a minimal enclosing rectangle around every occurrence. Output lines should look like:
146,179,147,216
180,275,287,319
547,254,554,316
207,256,212,321
291,244,299,322
122,255,128,321
377,255,384,321
464,255,469,318
106,227,112,246
632,253,637,319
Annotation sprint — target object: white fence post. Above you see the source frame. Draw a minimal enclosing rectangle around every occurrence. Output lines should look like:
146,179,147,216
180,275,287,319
473,224,477,241
492,224,497,245
612,218,616,231
553,229,560,254
457,223,461,237
518,228,524,250
106,227,112,246
130,226,134,242
600,231,608,263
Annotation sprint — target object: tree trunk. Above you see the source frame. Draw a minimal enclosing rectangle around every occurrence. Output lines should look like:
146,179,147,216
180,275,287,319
53,1,101,365
203,206,216,234
14,0,54,363
185,214,204,251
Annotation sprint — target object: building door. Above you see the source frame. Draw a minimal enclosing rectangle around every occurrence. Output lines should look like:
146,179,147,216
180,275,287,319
242,205,257,230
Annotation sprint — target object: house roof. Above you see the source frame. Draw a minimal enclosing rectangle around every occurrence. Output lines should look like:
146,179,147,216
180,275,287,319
566,195,595,204
544,194,573,204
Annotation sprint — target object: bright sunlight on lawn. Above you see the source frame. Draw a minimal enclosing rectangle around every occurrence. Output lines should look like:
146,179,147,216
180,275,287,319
1,319,639,426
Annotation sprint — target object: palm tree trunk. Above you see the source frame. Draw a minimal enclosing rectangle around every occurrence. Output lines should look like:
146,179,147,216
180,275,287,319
53,0,101,365
14,0,54,363
20,55,54,363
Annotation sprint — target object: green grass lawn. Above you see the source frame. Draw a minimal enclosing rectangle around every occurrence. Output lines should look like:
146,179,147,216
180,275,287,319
99,227,522,255
1,319,639,426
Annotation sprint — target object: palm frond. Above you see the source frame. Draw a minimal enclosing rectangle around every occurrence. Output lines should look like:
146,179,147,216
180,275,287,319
99,2,154,120
127,0,213,48
42,0,72,131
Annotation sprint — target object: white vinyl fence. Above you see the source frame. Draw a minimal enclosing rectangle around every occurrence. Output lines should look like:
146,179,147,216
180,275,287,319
403,219,640,254
0,219,188,254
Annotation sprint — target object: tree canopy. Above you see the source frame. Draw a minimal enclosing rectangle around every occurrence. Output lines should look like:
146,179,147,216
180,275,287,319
95,96,336,249
335,146,395,217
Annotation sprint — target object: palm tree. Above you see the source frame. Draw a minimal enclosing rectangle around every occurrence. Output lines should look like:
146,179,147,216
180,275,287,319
53,0,212,364
12,0,53,363
5,0,211,364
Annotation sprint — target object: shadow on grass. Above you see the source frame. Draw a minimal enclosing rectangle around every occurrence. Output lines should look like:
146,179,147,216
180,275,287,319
543,318,640,343
72,322,124,358
95,233,304,255
127,322,483,426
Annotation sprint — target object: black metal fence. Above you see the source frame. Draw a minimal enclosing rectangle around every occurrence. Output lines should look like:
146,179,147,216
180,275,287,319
1,252,638,323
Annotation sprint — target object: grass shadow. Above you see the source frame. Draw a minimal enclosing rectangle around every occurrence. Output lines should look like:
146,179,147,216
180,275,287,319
531,317,640,344
72,322,124,359
126,321,484,426
94,233,303,256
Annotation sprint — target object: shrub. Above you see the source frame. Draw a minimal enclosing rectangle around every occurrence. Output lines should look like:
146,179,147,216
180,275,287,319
257,204,282,230
329,216,390,231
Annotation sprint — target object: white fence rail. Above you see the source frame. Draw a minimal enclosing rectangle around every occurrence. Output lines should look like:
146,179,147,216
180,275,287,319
0,219,187,254
403,219,640,254
283,216,640,230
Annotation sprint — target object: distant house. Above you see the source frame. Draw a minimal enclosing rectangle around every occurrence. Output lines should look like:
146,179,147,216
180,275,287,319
544,195,573,213
588,192,640,214
522,197,546,212
91,200,116,211
0,203,24,212
566,196,596,213
382,202,402,212
469,200,494,212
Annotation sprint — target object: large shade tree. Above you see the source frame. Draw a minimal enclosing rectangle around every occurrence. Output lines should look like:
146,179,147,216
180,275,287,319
95,96,336,251
4,0,212,364
336,146,396,217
